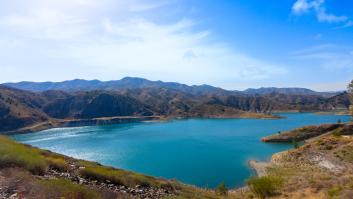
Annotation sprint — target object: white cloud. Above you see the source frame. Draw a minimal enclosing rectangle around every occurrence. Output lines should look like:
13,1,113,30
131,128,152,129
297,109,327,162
292,0,313,14
316,8,347,23
292,0,350,24
0,0,286,86
63,18,286,83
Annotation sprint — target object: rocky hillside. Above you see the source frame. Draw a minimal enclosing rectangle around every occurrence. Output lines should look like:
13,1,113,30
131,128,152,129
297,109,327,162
0,86,276,133
237,124,353,199
0,83,351,133
0,85,49,132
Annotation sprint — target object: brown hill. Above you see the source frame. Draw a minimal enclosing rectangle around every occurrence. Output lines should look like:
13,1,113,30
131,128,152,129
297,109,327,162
0,85,350,133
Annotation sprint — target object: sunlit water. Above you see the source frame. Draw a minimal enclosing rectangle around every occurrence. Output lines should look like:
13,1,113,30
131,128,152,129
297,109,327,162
12,113,351,188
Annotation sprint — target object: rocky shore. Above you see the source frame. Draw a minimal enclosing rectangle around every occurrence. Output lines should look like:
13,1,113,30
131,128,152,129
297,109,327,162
248,160,271,177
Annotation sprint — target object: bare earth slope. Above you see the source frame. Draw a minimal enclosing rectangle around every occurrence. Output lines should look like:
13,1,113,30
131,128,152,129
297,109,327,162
236,123,353,199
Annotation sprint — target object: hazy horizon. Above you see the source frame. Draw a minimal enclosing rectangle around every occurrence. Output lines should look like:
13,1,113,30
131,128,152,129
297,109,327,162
0,0,352,91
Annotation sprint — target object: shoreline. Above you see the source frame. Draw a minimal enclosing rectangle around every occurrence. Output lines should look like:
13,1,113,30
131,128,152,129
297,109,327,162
248,160,271,177
1,113,282,135
2,116,161,135
7,115,350,191
2,110,347,136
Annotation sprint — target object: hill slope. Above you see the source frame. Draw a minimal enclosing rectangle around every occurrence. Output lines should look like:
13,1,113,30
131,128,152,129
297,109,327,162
0,83,350,133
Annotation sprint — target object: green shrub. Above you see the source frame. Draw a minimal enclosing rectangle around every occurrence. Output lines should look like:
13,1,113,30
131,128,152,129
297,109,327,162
327,186,342,198
215,182,228,195
46,157,69,172
246,176,283,199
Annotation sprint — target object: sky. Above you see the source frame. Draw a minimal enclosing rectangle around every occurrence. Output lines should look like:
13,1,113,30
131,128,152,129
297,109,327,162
0,0,352,91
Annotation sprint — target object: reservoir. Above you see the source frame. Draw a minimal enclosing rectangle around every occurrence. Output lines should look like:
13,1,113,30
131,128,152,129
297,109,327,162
12,113,351,188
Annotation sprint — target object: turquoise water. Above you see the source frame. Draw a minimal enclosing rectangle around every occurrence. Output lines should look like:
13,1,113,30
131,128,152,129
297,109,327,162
12,113,351,188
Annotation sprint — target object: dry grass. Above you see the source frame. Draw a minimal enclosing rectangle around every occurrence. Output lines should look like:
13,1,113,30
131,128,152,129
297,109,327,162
0,136,48,174
246,176,283,199
39,178,103,199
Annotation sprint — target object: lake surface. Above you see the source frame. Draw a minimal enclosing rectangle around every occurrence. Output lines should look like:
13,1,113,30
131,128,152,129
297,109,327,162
12,113,351,188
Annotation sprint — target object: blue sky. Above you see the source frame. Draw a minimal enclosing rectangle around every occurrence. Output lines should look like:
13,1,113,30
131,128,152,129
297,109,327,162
0,0,352,91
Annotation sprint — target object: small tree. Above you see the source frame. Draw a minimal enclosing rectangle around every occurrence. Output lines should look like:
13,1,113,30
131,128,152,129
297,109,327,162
348,79,353,93
277,131,281,135
215,182,228,196
348,80,353,116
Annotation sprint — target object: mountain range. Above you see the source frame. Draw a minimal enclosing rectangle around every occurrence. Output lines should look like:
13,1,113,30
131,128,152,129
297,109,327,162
3,77,340,97
0,77,351,133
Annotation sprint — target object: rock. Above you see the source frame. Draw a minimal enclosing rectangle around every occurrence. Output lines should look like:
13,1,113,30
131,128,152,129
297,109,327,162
9,193,18,199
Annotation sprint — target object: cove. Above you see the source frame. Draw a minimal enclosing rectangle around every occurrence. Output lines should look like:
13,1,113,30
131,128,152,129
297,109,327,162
12,113,351,188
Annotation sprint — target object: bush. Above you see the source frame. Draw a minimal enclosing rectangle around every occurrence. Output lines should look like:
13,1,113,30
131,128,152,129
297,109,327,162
215,182,228,195
246,176,283,199
292,138,299,149
47,157,69,172
327,186,342,198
